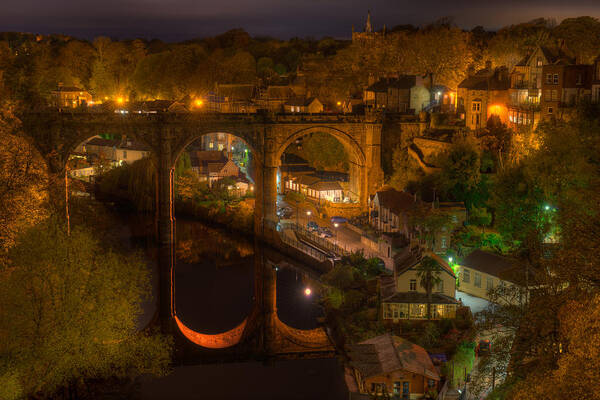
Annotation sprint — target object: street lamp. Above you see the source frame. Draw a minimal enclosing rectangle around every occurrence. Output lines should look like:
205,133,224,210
306,210,312,226
448,256,453,263
304,287,312,296
334,222,339,246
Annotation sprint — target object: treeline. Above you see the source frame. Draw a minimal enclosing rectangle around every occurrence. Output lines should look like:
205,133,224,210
1,17,599,107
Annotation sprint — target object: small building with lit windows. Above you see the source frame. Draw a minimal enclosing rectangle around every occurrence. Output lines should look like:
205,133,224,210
190,151,240,185
51,85,93,109
283,97,323,114
347,333,441,399
284,174,344,203
457,249,527,304
457,62,510,130
381,251,459,321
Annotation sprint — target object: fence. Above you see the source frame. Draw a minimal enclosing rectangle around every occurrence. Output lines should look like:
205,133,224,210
279,230,329,262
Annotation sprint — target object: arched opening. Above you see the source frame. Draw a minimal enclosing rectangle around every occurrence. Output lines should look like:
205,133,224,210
276,127,366,227
63,132,157,330
170,132,258,348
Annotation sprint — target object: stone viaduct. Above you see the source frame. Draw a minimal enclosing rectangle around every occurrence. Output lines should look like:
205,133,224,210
20,111,384,355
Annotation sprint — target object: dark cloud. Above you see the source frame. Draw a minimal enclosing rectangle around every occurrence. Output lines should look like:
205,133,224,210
1,0,598,40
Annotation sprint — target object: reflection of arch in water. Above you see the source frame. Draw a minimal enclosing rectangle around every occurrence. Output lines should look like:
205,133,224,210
174,315,248,349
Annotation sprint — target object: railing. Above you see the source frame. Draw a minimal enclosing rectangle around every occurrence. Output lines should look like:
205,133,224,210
279,232,329,262
286,222,351,257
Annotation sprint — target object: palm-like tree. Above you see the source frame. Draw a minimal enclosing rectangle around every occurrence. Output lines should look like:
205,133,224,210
415,256,443,320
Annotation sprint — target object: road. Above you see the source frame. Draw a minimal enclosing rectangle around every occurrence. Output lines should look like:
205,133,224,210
277,196,380,259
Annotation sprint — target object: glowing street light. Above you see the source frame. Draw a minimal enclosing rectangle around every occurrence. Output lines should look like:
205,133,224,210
304,287,312,296
448,257,453,263
194,99,204,107
117,97,124,104
336,101,341,106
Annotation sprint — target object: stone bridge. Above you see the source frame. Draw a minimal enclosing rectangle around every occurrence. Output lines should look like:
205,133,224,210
19,111,382,355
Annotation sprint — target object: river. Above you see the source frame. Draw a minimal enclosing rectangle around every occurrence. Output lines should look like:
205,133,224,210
70,198,347,399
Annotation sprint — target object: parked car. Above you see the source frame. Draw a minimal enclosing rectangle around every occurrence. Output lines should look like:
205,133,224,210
330,216,347,224
319,227,333,238
307,221,319,232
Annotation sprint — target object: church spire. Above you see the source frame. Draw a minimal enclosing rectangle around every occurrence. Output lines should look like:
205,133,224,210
365,10,373,33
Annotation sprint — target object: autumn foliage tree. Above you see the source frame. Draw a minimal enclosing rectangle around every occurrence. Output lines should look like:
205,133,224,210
0,218,172,399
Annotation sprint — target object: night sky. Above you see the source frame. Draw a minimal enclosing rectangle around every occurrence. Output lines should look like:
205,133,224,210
2,0,599,41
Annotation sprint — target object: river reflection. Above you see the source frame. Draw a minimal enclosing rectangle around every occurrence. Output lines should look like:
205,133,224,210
173,219,323,336
73,198,324,343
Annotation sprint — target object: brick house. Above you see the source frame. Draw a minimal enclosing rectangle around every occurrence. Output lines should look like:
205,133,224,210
541,63,593,119
364,75,430,114
506,46,573,130
347,333,441,399
457,63,510,130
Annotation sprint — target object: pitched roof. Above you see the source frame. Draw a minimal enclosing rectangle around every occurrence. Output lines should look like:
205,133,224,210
458,68,510,91
281,153,309,165
366,76,417,92
349,334,440,380
310,181,343,191
129,100,175,112
374,188,417,215
296,175,321,186
217,84,256,101
86,137,120,147
461,249,517,280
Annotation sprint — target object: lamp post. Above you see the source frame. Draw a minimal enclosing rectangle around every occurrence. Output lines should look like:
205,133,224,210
306,210,312,227
334,222,339,247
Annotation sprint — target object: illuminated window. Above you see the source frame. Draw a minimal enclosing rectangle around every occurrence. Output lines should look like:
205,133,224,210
218,144,224,151
209,142,214,149
410,279,417,291
536,57,543,67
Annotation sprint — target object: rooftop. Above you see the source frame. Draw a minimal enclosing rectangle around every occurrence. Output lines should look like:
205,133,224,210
348,333,440,381
461,249,517,280
366,76,418,92
374,188,417,215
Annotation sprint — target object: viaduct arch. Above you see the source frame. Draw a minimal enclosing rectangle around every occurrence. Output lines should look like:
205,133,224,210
20,111,383,350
